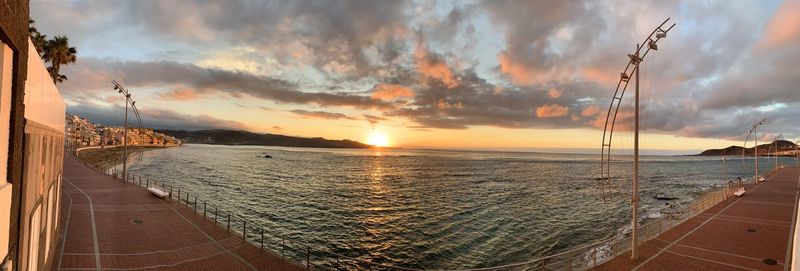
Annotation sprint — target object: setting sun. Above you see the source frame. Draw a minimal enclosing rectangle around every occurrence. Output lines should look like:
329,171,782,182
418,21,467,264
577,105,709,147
366,130,390,147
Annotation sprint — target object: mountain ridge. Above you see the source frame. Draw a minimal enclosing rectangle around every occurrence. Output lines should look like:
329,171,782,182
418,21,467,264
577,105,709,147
156,129,373,148
696,140,797,156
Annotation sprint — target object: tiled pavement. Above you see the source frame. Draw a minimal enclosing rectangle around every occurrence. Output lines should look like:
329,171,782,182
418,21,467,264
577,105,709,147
594,167,800,271
52,155,304,271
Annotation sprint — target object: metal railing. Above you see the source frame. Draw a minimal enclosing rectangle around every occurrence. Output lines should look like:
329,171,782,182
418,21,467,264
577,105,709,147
80,158,732,271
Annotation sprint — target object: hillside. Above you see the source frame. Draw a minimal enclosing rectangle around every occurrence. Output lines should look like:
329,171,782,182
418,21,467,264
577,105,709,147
697,140,797,156
156,129,372,148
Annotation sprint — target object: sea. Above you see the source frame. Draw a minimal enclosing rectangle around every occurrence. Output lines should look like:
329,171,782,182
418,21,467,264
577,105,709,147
120,144,793,269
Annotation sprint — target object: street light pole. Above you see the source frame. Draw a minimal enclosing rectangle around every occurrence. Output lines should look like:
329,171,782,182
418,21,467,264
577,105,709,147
123,93,130,183
112,80,142,183
755,125,758,183
631,43,641,260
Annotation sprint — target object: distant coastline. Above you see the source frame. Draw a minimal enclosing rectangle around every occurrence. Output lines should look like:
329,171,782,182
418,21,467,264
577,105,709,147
694,140,797,156
156,129,373,149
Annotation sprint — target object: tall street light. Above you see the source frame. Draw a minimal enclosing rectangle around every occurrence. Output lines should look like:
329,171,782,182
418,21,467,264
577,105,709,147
599,18,675,260
744,118,767,183
111,80,143,183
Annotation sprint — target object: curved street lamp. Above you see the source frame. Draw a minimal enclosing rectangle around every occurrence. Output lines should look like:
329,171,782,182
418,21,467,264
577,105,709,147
598,18,676,260
742,117,767,183
111,80,144,183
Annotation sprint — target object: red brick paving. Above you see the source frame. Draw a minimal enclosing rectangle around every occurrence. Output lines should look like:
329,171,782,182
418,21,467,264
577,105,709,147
52,155,304,271
594,167,800,271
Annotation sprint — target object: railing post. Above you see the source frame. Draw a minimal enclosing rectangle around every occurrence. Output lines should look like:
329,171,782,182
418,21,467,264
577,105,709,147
146,179,149,188
306,246,310,270
203,202,207,217
260,228,264,249
243,220,247,239
169,186,173,199
658,218,662,234
568,251,573,270
177,189,181,201
214,206,218,223
193,196,197,211
227,213,231,231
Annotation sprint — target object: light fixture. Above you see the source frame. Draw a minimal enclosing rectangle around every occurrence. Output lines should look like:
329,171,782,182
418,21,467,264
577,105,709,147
620,72,629,81
648,40,658,50
656,30,666,39
627,54,640,64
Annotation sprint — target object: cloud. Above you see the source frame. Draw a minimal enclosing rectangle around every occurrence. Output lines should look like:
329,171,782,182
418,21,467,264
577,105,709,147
290,109,356,120
547,88,562,99
757,0,800,49
414,39,459,88
68,102,249,131
32,0,800,141
60,58,396,110
581,105,601,117
370,83,415,100
364,114,389,126
160,87,202,101
536,104,569,118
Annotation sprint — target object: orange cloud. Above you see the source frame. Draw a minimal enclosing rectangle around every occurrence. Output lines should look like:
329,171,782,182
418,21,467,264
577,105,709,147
498,51,536,85
589,110,633,131
415,41,458,88
371,83,415,100
547,88,562,99
581,105,601,117
160,87,201,101
581,67,618,87
758,0,800,49
535,104,569,118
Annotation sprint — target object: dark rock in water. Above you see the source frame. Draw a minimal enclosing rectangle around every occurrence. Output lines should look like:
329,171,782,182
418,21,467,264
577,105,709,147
264,155,272,158
654,195,678,201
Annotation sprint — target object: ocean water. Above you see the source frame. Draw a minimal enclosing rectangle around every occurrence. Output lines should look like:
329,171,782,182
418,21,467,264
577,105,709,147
122,144,793,269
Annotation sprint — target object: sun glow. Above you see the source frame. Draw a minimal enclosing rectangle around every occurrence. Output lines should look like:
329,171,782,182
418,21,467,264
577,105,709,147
367,130,390,147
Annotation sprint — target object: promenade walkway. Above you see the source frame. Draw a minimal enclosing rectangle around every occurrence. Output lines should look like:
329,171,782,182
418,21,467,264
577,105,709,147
52,155,304,271
594,167,800,271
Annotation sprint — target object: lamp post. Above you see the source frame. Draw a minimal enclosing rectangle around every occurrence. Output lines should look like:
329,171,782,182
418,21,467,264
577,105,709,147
772,134,782,171
599,18,675,261
111,80,142,183
744,118,767,183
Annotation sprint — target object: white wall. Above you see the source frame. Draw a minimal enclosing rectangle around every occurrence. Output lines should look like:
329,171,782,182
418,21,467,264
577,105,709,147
23,40,66,132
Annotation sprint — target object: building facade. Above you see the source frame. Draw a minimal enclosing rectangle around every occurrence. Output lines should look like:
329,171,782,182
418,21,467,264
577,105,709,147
2,1,67,271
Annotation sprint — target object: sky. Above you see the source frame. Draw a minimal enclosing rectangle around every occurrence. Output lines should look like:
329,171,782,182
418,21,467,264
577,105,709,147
29,0,800,153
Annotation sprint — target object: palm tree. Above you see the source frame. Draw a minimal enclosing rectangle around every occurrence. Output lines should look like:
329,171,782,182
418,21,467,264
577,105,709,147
28,19,47,55
42,35,77,84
